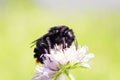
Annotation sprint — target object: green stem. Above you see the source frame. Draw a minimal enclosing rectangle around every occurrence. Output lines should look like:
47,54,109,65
65,70,74,80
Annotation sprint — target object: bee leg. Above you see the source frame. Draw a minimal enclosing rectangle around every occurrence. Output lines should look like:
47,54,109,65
74,38,78,50
61,38,66,53
62,37,66,49
40,54,45,64
46,37,51,54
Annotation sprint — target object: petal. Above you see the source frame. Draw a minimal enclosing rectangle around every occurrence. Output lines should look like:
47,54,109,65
44,54,59,71
76,46,88,60
35,66,44,74
42,67,57,78
78,46,88,54
52,52,67,65
80,63,90,68
81,53,94,63
32,74,51,80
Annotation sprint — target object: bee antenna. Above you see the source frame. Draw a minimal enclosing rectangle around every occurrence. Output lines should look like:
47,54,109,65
30,43,36,48
30,39,38,48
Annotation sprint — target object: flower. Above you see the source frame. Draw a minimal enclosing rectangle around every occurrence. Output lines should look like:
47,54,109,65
32,45,94,80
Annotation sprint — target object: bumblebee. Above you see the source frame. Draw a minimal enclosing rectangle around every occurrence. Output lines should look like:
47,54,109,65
32,25,77,63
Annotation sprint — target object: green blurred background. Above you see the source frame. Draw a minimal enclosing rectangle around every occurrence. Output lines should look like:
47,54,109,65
0,0,120,80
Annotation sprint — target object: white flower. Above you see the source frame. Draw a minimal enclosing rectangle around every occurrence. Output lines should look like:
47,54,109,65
32,45,94,80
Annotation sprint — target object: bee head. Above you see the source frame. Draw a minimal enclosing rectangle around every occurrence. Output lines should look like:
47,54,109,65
63,29,75,47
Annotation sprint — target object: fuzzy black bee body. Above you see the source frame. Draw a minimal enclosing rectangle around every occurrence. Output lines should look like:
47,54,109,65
33,25,76,63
